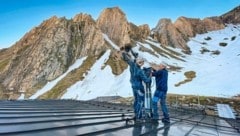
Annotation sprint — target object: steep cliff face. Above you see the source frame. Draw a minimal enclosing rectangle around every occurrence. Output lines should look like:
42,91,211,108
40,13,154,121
128,23,150,42
0,48,13,74
152,16,226,53
97,7,131,47
152,19,190,51
96,7,151,47
1,14,107,98
0,48,14,98
72,13,106,57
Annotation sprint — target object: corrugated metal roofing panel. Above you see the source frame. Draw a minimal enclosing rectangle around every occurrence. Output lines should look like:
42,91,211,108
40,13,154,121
217,104,236,119
0,100,239,136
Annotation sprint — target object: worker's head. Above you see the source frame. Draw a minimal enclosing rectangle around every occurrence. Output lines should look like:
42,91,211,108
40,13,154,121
136,58,144,66
159,61,167,69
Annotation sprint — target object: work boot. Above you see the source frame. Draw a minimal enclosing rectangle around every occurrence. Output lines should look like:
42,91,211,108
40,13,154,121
151,119,159,124
161,118,170,123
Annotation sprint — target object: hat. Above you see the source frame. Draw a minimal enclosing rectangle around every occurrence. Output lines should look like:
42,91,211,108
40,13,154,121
161,61,167,66
136,58,144,66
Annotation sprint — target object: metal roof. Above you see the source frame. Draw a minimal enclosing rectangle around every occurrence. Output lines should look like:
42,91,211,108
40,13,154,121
0,100,239,136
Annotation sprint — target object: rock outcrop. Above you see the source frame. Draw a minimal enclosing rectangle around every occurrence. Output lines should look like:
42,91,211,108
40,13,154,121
221,5,240,24
97,7,150,47
151,6,240,53
1,14,107,98
97,7,131,47
152,19,190,51
152,16,225,53
128,23,150,42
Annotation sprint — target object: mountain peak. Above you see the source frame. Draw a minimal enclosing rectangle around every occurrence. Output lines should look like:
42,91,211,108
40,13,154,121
73,13,95,24
97,7,130,46
44,15,59,24
103,6,125,15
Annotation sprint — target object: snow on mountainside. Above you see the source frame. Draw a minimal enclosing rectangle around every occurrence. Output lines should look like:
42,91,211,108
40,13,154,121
169,24,240,97
29,57,87,99
31,25,240,100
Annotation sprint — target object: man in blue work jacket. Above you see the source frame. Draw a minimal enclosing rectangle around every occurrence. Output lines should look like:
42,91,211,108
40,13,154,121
151,62,170,123
121,45,151,121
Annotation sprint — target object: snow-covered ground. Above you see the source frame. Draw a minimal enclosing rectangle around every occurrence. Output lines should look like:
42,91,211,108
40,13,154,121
30,25,240,100
170,24,240,97
61,49,132,100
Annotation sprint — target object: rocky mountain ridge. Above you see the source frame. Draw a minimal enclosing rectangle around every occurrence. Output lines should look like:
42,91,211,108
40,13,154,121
0,6,240,99
152,5,240,53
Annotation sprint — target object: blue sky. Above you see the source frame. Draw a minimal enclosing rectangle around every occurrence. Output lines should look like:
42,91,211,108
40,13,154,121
0,0,239,49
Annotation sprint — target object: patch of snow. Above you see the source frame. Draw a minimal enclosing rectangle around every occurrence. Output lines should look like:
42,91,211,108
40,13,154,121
62,49,133,100
29,56,87,99
217,104,236,119
103,34,120,50
18,93,25,100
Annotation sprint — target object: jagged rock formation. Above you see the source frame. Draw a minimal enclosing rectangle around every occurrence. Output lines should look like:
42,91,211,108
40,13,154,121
0,48,14,98
174,17,225,37
0,14,108,98
97,7,150,47
151,5,240,53
128,23,150,42
97,7,131,47
0,48,13,74
152,19,190,51
72,13,106,57
152,16,225,53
